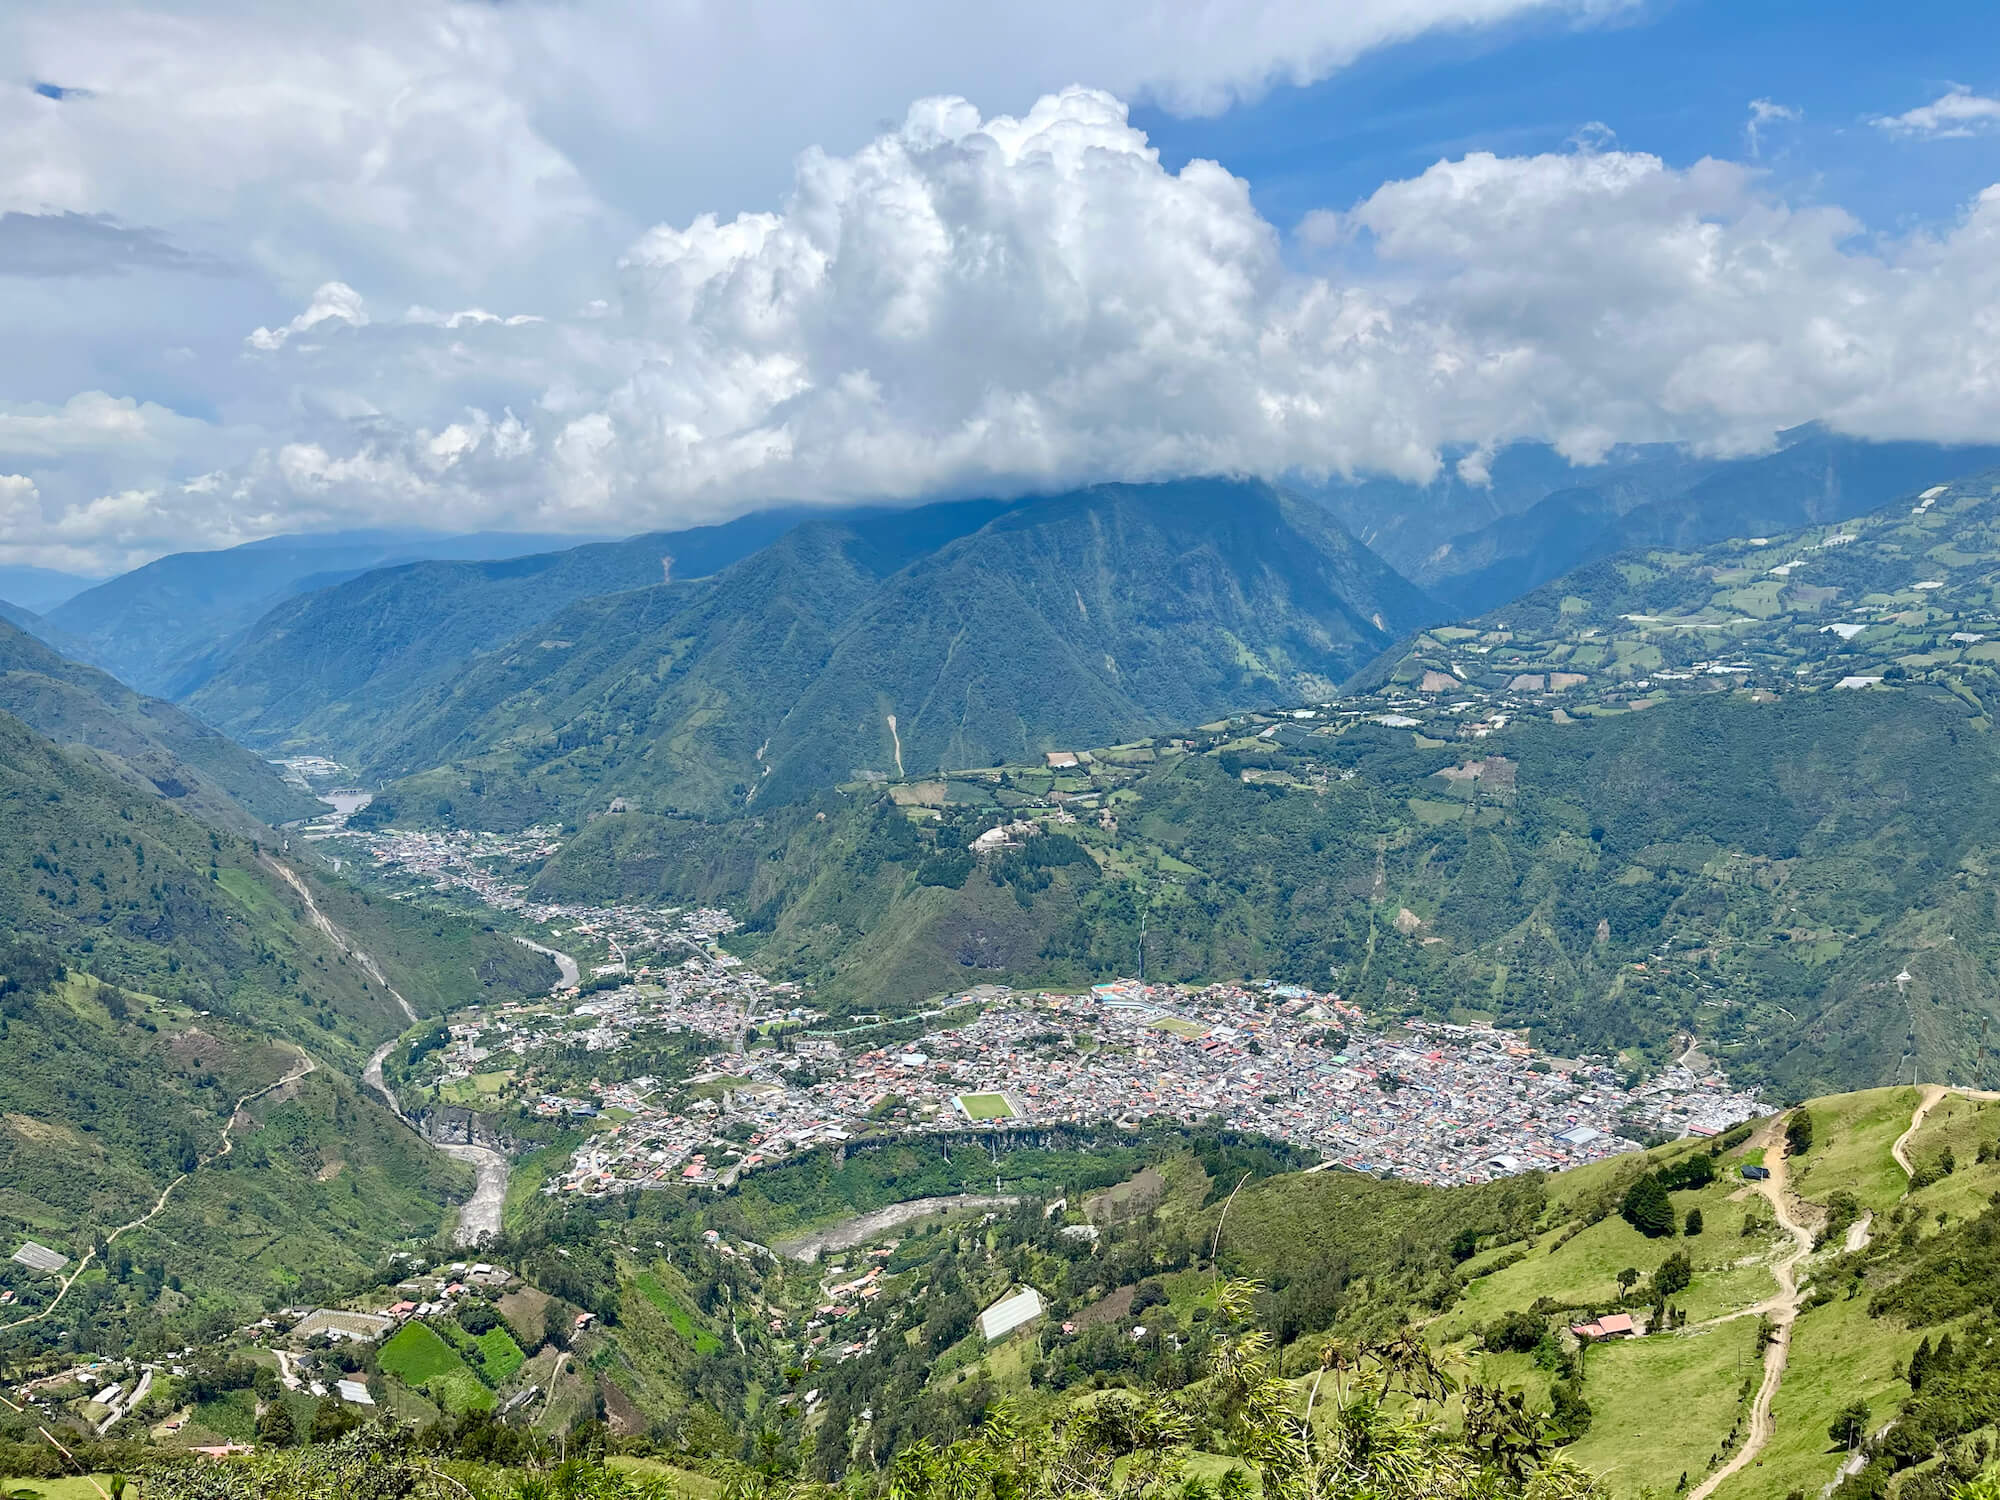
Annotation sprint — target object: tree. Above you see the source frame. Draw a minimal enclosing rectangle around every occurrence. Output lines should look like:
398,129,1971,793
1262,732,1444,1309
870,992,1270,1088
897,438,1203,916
1829,1400,1871,1449
1786,1109,1816,1157
1620,1174,1677,1238
543,1299,571,1352
256,1400,298,1448
1908,1335,1933,1392
1650,1250,1693,1301
1616,1267,1641,1296
310,1395,358,1444
1684,1208,1704,1237
1482,1310,1544,1353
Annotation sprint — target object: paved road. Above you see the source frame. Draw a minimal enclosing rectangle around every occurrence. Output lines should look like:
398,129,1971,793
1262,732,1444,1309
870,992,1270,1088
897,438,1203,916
96,1365,152,1435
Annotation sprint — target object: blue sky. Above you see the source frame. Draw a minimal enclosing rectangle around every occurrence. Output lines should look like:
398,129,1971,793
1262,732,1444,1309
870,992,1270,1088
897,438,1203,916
1139,0,1998,235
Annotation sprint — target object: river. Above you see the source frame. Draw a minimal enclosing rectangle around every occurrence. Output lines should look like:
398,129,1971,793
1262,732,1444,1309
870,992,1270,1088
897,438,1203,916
514,935,580,988
363,1038,509,1247
357,929,579,1246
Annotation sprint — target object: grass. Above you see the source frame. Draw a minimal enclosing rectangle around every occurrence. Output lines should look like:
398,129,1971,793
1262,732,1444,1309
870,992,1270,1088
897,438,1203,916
1441,1210,1682,1341
1439,1156,1782,1352
381,1318,515,1410
425,1366,496,1413
379,1321,465,1386
1788,1087,1921,1213
1562,1319,1762,1498
606,1457,723,1499
1712,1291,1924,1500
633,1267,723,1355
467,1324,527,1383
957,1092,1017,1121
2,1479,134,1499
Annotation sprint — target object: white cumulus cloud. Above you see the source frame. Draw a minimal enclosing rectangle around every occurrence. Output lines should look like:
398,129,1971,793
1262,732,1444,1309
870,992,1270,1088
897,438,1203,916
4,38,2000,569
1871,86,2000,140
93,90,1993,550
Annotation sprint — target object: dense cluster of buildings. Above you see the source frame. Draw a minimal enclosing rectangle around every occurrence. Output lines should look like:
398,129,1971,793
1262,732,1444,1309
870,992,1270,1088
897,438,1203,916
340,813,1763,1203
534,977,1762,1195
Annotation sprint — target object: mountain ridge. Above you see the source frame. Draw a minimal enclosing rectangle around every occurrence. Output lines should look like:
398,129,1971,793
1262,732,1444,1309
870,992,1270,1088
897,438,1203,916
341,478,1435,823
0,615,316,830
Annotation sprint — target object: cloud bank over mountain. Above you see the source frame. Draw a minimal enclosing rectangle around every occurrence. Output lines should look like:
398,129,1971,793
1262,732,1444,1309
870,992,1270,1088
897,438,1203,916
2,2,1997,569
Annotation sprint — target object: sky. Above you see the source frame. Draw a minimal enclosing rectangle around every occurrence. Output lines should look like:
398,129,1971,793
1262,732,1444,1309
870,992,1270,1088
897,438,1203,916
1,0,1997,574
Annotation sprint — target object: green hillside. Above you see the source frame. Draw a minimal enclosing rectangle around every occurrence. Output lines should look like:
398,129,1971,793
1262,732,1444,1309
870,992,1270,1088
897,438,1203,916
0,977,473,1338
0,707,555,1320
733,1090,2000,1500
522,679,2000,1098
185,506,833,760
40,527,592,699
1406,431,2000,617
0,616,315,830
339,479,1432,825
0,709,551,1060
8,1085,1998,1500
1363,467,2000,715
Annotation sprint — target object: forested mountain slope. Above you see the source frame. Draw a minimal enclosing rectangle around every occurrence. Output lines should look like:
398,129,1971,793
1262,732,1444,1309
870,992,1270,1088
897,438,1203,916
0,708,553,1315
41,528,598,699
527,682,2000,1100
0,616,315,830
350,479,1433,824
1366,466,2000,711
1347,429,2000,618
185,505,844,760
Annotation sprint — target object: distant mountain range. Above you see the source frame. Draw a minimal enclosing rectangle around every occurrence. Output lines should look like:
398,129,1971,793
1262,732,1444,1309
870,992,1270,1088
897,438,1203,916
182,507,829,764
213,479,1429,824
1314,427,2000,616
1363,465,2000,710
0,562,103,614
35,527,610,699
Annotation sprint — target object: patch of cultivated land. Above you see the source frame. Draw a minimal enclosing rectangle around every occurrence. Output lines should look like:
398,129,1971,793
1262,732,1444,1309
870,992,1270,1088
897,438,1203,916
378,1320,493,1412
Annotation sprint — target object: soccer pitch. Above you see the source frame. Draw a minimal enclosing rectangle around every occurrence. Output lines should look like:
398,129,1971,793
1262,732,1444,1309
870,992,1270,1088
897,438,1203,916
957,1092,1018,1120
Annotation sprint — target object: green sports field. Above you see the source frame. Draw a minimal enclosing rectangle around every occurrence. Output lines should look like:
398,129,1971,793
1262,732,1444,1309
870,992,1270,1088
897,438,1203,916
957,1093,1018,1120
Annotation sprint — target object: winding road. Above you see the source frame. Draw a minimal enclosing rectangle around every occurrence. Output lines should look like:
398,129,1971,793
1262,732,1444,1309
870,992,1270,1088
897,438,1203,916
1693,1085,2000,1500
332,888,578,1247
1688,1113,1818,1500
1891,1085,1949,1177
274,851,513,1247
1888,1084,2000,1175
1,1047,318,1335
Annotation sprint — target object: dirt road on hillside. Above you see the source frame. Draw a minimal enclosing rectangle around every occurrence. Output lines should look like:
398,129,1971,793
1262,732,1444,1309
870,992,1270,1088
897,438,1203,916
1689,1114,1818,1500
1,1048,317,1336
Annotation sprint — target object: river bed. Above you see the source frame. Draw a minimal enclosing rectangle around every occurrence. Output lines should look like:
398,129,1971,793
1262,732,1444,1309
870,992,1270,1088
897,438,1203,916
773,1193,1022,1263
